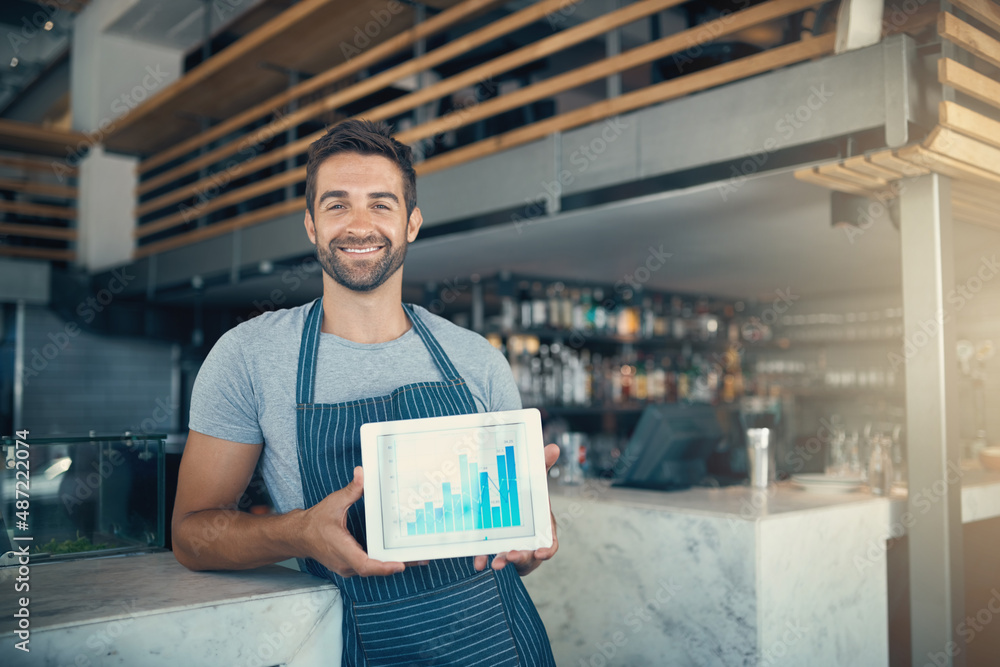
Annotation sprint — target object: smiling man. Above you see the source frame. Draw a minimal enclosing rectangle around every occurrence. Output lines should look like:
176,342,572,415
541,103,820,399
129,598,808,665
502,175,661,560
172,119,558,666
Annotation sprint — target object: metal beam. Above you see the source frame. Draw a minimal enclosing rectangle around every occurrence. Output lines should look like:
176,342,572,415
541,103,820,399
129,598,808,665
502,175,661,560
898,173,965,666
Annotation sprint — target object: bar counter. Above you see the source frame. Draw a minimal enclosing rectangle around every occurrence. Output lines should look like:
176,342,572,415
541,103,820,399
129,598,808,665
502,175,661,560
523,468,1000,667
0,551,342,667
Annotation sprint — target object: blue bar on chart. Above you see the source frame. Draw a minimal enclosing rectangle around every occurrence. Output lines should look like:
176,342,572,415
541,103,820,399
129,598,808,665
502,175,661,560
480,471,492,529
497,453,511,527
442,483,454,532
506,445,520,526
471,462,482,529
404,445,523,536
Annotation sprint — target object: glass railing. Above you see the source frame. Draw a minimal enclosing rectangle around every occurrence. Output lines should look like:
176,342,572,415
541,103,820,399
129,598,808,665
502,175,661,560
0,433,165,566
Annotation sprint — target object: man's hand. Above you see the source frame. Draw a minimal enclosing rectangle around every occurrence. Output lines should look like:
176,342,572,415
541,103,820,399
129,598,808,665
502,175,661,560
474,443,560,576
301,466,406,578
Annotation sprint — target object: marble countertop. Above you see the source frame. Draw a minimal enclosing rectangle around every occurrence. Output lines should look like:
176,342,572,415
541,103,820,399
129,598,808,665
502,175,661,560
548,478,886,522
0,550,338,634
550,463,1000,524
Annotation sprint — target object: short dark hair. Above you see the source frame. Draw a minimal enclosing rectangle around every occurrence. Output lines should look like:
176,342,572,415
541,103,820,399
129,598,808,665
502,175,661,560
305,119,417,221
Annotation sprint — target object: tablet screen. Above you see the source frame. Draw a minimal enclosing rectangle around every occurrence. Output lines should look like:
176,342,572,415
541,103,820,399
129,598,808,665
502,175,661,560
376,422,536,549
361,409,552,562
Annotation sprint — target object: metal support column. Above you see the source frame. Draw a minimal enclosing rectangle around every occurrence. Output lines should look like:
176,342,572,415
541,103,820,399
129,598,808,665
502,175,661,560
13,300,25,431
606,0,622,99
284,70,300,202
899,173,964,666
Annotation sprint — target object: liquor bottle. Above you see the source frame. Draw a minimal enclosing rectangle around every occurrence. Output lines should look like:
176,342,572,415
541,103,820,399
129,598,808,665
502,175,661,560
591,353,604,405
548,283,563,330
620,360,633,402
519,282,533,329
574,289,591,331
650,360,666,402
499,271,516,333
561,287,574,331
868,434,894,496
531,282,547,328
677,373,690,401
640,296,655,339
652,294,668,338
670,296,685,339
611,359,623,404
635,358,649,402
579,349,593,405
617,290,640,337
591,288,608,332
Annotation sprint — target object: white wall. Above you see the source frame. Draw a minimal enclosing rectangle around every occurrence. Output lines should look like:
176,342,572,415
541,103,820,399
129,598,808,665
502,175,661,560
78,146,139,271
69,0,185,270
70,0,184,134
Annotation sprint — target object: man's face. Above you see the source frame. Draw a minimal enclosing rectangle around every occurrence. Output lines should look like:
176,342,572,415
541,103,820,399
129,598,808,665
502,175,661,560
304,152,420,292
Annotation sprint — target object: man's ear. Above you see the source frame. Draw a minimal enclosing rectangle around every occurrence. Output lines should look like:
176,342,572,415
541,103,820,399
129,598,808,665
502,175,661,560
304,210,317,245
407,206,423,243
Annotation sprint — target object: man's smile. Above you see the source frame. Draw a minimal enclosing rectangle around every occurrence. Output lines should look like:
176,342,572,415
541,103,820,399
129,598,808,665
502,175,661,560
340,246,384,255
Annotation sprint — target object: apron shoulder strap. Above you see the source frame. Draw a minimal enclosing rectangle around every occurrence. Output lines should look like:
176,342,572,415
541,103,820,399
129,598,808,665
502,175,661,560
296,298,323,405
297,299,466,405
403,303,464,382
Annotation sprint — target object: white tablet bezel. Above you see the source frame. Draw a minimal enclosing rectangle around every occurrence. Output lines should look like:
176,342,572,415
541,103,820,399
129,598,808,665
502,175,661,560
360,408,552,563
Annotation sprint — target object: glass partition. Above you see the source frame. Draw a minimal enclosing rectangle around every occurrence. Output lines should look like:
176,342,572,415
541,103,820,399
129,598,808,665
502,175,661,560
0,433,165,566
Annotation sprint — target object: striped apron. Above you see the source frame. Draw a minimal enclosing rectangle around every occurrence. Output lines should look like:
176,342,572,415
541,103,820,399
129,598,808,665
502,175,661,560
294,299,556,667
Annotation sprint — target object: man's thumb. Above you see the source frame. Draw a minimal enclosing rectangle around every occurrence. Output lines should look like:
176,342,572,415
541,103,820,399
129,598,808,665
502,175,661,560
345,466,364,500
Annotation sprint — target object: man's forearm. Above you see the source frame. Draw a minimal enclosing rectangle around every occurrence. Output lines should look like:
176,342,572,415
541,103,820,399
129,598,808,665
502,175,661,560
173,508,310,571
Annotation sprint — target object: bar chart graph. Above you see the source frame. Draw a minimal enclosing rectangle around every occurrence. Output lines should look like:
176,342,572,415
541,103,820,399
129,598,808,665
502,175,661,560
377,424,534,545
405,444,522,536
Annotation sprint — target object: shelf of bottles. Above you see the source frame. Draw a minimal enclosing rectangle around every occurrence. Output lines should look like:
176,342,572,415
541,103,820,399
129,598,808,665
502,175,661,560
449,273,909,410
477,274,746,410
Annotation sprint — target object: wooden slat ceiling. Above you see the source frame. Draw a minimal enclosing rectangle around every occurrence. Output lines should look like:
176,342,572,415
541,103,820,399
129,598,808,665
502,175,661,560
102,0,465,156
0,117,88,158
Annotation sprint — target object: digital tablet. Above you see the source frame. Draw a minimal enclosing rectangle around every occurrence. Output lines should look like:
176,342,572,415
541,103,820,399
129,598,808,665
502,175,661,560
360,408,552,563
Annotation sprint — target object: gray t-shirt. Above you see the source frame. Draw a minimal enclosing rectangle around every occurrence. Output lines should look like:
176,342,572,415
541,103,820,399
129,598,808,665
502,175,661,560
188,302,521,514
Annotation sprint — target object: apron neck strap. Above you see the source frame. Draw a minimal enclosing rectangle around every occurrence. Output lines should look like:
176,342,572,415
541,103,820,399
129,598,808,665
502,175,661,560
296,299,463,405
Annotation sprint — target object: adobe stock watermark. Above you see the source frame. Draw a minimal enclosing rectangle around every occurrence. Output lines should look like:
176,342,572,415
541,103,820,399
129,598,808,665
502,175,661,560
20,268,136,386
236,590,334,667
546,0,584,30
410,78,499,162
887,254,1000,370
559,243,673,351
670,0,756,74
576,578,681,667
783,416,840,473
235,257,321,323
883,0,935,35
177,106,291,224
853,459,964,573
716,84,834,202
513,116,629,234
6,0,73,54
840,181,906,244
759,620,808,666
924,588,1000,667
68,599,142,667
52,66,171,182
739,288,799,342
339,0,407,60
425,275,475,315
